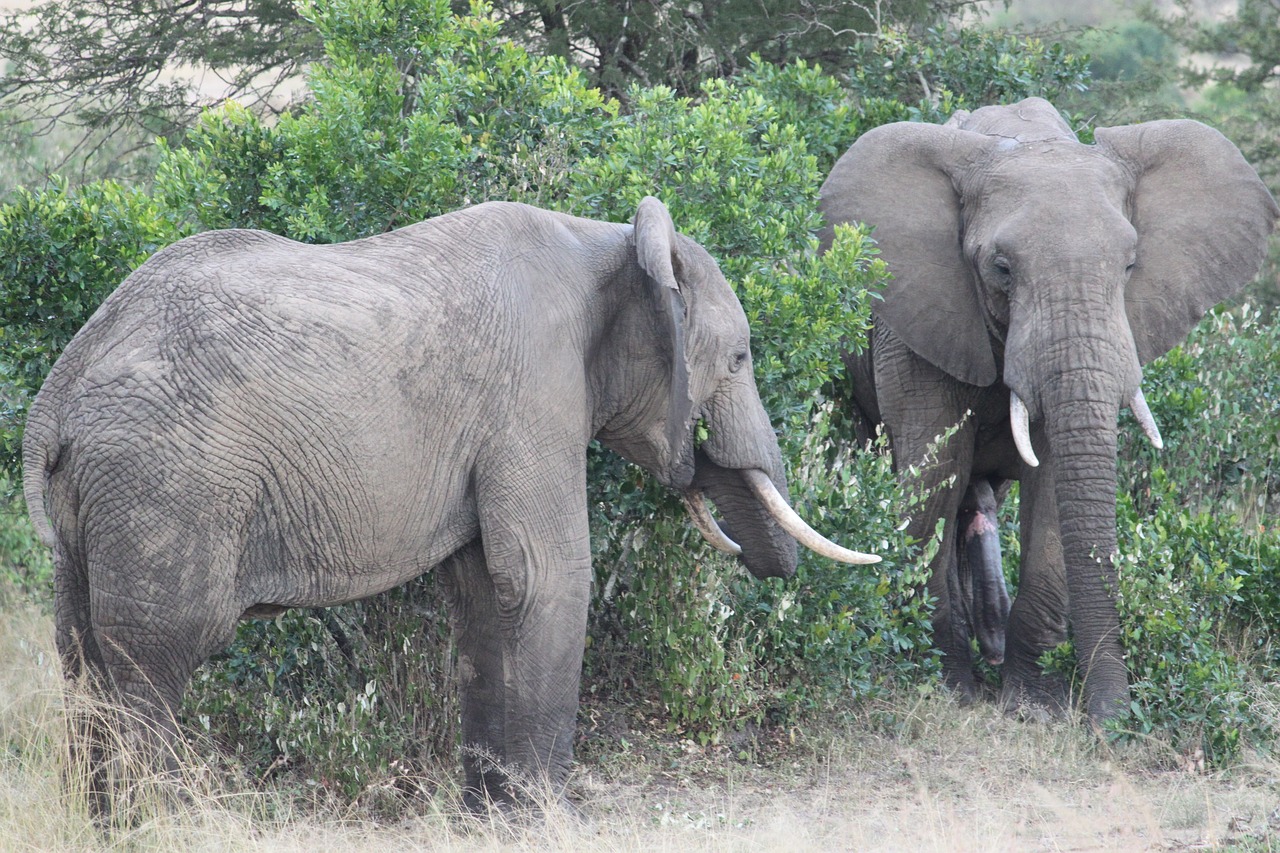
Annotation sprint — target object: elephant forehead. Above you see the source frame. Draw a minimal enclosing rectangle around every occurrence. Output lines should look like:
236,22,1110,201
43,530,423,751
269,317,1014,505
961,146,1132,229
686,273,750,338
978,143,1130,194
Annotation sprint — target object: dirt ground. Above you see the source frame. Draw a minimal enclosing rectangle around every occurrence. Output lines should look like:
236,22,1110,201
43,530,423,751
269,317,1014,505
559,694,1280,853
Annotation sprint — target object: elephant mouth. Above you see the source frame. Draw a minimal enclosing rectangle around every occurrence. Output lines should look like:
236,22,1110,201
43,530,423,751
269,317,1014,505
683,470,880,565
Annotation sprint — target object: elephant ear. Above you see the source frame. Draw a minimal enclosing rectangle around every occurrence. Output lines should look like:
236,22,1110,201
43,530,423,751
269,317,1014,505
633,196,695,486
1096,120,1280,364
820,121,1001,387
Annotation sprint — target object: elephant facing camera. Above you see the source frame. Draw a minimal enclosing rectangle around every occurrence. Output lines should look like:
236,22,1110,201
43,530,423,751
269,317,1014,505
821,97,1279,724
23,196,878,823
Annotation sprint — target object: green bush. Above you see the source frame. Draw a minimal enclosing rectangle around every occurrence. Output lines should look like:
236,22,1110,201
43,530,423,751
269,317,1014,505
1113,486,1274,763
1130,306,1280,627
0,473,51,602
157,0,615,241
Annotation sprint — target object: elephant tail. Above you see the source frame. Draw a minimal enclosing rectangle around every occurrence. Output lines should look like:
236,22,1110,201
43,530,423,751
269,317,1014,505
21,411,60,549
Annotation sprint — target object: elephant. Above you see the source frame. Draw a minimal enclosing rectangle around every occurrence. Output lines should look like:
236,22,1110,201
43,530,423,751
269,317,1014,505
820,97,1278,722
21,196,878,820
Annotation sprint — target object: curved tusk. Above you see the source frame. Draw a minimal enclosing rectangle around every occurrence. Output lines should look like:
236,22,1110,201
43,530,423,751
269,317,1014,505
1009,392,1040,468
741,469,881,564
1129,388,1164,450
681,490,742,556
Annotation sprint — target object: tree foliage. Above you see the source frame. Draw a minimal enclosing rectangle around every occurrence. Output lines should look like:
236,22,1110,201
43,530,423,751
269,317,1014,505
0,0,318,179
0,0,983,182
484,0,970,99
842,25,1090,125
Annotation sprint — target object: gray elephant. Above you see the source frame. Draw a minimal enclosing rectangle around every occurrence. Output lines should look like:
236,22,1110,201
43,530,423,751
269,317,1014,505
22,196,877,819
820,98,1278,722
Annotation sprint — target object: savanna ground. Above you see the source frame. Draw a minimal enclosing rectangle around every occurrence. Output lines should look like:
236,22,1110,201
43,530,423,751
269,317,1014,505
4,593,1278,852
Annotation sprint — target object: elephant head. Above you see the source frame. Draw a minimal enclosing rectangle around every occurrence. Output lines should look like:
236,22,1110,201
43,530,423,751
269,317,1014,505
820,98,1278,720
599,197,878,578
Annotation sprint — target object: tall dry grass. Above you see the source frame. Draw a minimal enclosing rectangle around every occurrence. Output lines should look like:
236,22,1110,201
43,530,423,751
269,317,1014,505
3,596,1278,852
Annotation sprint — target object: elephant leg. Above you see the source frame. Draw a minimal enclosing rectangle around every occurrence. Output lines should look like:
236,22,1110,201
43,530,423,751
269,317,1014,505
893,437,977,699
74,532,239,825
1000,442,1071,715
876,335,981,699
929,485,979,701
438,540,512,811
54,544,116,822
89,603,234,824
464,451,592,813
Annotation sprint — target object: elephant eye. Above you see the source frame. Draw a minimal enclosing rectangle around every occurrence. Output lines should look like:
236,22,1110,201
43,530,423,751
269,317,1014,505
993,255,1012,277
730,349,749,373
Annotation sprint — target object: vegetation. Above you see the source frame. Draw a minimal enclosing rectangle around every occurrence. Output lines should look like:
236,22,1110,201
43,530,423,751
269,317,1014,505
0,0,1277,826
0,0,974,186
0,0,316,168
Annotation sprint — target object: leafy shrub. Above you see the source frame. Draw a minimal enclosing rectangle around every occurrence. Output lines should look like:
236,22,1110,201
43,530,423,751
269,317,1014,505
0,474,51,602
184,592,456,801
157,0,615,241
1113,485,1275,763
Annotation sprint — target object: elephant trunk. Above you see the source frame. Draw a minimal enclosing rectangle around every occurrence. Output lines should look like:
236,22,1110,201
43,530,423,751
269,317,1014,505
686,455,885,573
1012,386,1163,468
691,450,798,579
1044,392,1130,722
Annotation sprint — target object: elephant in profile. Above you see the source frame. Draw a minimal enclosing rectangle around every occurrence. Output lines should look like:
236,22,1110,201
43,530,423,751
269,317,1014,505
821,98,1278,722
22,196,876,819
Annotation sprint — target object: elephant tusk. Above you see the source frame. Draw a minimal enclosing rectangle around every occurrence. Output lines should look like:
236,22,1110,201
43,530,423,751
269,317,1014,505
741,469,881,564
1129,388,1164,450
1009,392,1040,468
681,490,742,556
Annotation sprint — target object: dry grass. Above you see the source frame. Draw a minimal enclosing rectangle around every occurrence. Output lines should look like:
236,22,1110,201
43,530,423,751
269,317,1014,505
3,598,1278,852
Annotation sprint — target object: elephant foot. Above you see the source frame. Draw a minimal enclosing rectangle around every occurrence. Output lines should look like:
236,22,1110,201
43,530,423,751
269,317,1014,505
999,669,1072,721
459,753,584,830
941,665,982,706
459,784,589,833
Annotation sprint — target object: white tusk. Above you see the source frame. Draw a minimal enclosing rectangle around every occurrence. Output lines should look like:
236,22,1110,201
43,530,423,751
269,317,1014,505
1009,392,1040,468
681,490,742,556
1129,387,1164,450
741,469,881,564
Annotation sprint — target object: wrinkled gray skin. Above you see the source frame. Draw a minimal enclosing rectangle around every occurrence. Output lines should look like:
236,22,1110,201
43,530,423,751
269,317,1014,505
821,98,1278,722
23,197,802,818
